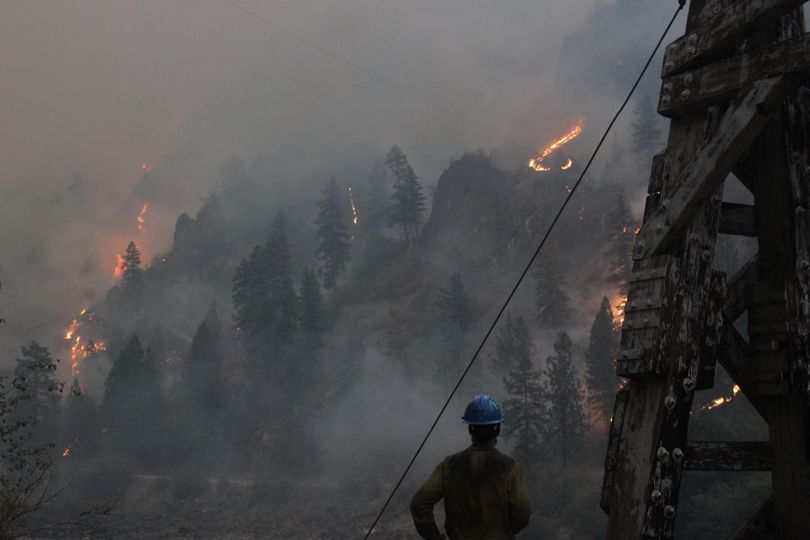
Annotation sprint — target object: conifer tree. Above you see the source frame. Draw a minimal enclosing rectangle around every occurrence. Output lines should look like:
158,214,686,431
585,297,620,419
363,161,389,234
121,241,144,285
545,331,587,467
299,267,327,355
12,342,62,444
385,145,425,243
315,176,352,289
533,249,573,329
606,189,634,286
265,212,298,349
102,336,164,464
435,273,475,387
232,245,271,350
182,322,223,414
497,314,546,467
631,95,664,155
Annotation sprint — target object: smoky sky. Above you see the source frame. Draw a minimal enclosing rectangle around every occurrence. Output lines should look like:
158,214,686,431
0,0,679,367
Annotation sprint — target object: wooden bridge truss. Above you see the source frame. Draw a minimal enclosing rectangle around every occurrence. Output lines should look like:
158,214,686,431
601,1,810,538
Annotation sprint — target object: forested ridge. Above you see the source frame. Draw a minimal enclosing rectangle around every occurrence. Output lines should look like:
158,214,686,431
1,106,769,537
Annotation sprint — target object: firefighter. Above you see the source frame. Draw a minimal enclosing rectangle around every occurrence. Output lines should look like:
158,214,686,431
410,395,531,540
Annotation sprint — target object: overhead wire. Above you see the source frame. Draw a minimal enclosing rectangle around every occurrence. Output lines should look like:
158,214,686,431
222,0,686,536
361,2,686,537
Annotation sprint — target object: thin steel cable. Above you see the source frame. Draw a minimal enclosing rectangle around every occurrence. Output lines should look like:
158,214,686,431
224,0,533,153
362,3,685,538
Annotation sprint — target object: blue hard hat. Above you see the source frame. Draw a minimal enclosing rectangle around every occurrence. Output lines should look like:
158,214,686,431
462,395,503,425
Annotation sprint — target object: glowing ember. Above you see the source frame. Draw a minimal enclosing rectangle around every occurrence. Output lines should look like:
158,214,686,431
702,384,741,411
62,446,71,457
141,163,153,173
137,203,150,232
528,121,583,173
561,159,573,171
613,295,627,327
347,187,359,226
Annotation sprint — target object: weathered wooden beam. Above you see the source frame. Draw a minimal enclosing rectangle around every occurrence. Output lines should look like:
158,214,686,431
601,388,630,515
683,440,770,471
719,202,758,236
724,254,759,321
662,0,806,78
729,494,775,540
635,78,785,260
659,33,809,117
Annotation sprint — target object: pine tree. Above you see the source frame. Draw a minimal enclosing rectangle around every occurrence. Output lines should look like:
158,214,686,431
385,145,425,243
102,336,164,465
533,249,573,328
265,212,298,349
121,241,143,285
182,322,223,414
435,273,475,388
631,94,664,155
363,161,389,234
585,297,620,420
315,176,352,289
299,267,327,355
497,314,546,467
606,189,634,286
545,331,587,467
12,342,62,445
232,245,272,350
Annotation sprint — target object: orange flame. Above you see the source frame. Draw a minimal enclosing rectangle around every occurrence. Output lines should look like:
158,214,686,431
137,203,150,232
529,121,583,173
703,385,741,411
561,159,573,171
347,187,359,226
113,254,125,278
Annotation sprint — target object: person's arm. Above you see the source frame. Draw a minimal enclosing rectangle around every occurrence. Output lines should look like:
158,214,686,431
409,461,446,540
507,461,531,534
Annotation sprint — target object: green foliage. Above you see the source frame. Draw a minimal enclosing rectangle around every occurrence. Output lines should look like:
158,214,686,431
533,249,573,329
385,145,425,243
497,314,547,467
545,331,586,467
584,297,620,420
1,343,63,538
315,177,352,289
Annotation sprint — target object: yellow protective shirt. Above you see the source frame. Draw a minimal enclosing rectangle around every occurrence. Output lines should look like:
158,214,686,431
410,443,531,540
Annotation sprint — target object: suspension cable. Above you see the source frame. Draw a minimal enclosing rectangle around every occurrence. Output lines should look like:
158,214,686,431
362,3,685,537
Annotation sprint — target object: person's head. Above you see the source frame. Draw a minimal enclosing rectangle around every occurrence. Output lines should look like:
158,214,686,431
462,395,502,444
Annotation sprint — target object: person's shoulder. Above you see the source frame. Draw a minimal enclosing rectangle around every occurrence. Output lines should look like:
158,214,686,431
493,448,521,467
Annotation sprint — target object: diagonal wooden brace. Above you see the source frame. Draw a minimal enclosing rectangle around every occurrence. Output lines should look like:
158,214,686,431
634,77,786,260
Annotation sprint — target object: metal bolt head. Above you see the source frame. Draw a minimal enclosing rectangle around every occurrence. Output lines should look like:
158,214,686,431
657,446,670,462
687,46,697,55
672,447,684,462
683,73,694,85
687,34,698,45
681,89,691,101
661,95,671,107
663,82,673,92
651,489,664,505
664,395,677,410
792,151,802,164
661,198,671,210
664,505,677,519
664,61,675,72
683,377,696,392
